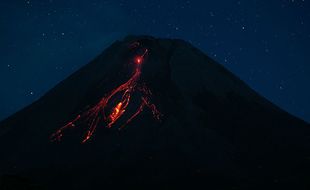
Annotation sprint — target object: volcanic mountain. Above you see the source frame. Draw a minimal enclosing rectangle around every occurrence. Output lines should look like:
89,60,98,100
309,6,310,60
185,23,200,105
0,36,309,190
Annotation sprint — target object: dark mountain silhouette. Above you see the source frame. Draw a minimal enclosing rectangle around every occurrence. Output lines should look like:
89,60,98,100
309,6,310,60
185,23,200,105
0,35,309,190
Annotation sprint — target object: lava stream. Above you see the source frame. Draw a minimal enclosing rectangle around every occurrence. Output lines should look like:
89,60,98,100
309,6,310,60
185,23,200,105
50,44,162,143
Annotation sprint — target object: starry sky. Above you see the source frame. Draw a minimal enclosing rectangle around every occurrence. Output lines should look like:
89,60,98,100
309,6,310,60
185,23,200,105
0,0,309,122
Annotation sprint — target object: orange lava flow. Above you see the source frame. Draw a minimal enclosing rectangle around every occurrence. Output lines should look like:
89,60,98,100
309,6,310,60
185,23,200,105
50,44,162,143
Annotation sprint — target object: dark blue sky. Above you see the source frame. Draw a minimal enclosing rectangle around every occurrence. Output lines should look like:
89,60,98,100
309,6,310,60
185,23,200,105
1,0,309,122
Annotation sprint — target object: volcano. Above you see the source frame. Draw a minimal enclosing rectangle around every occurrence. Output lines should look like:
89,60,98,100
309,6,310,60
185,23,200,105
0,36,309,190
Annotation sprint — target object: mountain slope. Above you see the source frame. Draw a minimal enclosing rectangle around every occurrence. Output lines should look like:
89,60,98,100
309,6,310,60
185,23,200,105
0,35,309,190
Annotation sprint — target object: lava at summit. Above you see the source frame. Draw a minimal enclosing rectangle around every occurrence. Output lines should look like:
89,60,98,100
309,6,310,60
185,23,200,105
50,42,162,143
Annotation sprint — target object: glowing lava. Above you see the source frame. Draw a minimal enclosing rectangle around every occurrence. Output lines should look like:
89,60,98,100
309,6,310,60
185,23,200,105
135,56,142,64
50,42,162,143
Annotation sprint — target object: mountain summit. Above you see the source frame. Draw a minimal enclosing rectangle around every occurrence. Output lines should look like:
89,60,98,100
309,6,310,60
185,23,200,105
0,36,309,190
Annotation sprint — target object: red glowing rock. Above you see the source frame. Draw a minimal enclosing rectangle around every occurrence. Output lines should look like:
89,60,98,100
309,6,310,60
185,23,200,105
50,43,161,143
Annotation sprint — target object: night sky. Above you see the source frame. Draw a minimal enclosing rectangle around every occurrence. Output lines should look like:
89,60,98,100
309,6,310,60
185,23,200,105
1,0,309,122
